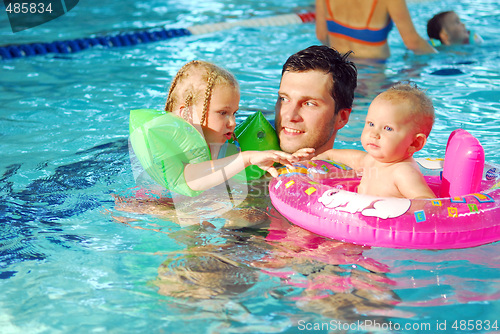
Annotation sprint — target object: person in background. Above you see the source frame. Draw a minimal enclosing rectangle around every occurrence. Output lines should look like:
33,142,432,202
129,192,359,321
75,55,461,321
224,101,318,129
315,0,437,60
427,11,483,47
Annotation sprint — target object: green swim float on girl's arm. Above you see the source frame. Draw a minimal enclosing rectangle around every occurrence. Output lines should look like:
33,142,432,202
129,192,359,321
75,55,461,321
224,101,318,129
228,110,281,180
129,109,280,197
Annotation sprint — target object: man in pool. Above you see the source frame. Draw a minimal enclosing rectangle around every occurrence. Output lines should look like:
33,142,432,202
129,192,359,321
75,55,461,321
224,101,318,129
275,45,358,154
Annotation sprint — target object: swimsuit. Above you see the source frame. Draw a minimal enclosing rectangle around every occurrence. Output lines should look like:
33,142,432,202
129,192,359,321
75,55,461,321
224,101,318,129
326,0,393,45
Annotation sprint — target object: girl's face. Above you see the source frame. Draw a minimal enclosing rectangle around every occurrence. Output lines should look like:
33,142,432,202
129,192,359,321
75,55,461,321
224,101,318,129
198,84,240,144
361,97,418,163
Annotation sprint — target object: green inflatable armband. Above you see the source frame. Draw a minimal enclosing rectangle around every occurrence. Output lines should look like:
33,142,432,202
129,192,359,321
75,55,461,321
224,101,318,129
129,109,210,197
229,110,280,180
129,109,279,195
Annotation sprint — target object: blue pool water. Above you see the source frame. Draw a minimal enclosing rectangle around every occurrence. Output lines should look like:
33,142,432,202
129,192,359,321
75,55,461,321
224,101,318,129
1,0,500,333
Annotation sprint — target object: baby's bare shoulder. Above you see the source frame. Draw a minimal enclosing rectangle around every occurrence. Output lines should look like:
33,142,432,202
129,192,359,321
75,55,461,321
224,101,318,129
392,160,422,177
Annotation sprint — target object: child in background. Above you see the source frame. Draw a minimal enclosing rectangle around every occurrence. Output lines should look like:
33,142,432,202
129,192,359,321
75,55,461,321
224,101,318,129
313,83,436,199
165,60,299,192
427,11,483,46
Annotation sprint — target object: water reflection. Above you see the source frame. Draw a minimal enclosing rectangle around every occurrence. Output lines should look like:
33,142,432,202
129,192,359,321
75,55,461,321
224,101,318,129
114,180,402,326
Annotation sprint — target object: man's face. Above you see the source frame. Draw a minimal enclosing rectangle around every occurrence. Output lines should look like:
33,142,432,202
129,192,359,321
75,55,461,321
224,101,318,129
275,70,339,154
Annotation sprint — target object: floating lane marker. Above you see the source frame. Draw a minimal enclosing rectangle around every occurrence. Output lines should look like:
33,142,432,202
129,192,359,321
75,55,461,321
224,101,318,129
0,12,315,60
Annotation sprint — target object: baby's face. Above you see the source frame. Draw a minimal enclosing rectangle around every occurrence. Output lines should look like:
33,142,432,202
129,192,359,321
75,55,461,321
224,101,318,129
442,11,470,44
361,97,417,163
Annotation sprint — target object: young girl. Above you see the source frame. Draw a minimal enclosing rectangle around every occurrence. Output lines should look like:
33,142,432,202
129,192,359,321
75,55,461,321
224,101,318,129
165,60,297,192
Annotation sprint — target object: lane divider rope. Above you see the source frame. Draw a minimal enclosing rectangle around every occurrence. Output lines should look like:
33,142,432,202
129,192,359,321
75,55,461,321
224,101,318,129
0,12,315,60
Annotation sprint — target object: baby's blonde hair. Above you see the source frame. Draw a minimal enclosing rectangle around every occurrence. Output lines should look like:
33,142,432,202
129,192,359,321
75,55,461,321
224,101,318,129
381,82,435,137
164,60,239,125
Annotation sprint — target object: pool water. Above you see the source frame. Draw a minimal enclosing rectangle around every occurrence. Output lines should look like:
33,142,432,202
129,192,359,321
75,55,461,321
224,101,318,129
1,0,500,333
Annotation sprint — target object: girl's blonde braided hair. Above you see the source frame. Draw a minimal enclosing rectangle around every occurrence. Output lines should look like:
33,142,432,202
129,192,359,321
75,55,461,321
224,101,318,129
164,60,238,126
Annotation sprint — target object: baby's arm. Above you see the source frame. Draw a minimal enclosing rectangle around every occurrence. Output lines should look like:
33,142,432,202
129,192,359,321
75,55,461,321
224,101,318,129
394,164,435,199
313,149,367,172
184,150,296,191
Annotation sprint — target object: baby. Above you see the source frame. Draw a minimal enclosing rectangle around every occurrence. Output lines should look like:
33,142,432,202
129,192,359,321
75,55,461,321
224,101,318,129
427,11,483,46
314,83,436,199
165,60,299,192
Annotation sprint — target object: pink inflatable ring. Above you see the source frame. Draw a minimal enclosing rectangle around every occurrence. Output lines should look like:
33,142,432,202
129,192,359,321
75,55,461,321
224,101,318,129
269,130,500,249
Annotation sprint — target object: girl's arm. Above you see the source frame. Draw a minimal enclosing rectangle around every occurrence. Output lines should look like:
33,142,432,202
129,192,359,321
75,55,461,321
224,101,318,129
315,0,329,45
387,0,437,54
184,150,296,191
313,149,367,172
